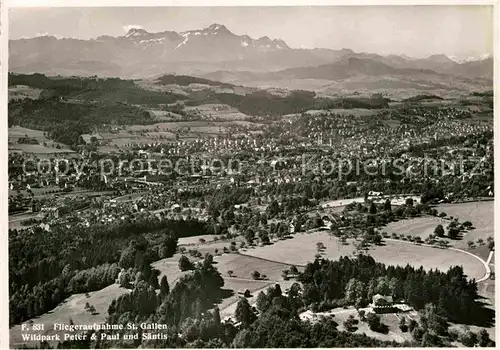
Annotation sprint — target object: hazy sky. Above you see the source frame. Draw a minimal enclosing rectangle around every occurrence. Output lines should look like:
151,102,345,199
9,6,493,58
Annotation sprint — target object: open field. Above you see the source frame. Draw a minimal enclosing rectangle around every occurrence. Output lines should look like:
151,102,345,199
284,108,377,119
242,231,487,281
321,195,421,209
333,308,415,343
213,253,292,281
8,212,44,230
384,200,494,257
9,126,75,154
178,234,219,245
98,119,260,150
151,256,192,285
9,85,43,101
112,192,148,203
9,284,129,348
436,201,494,250
9,144,77,154
218,278,272,312
384,216,450,240
184,104,250,121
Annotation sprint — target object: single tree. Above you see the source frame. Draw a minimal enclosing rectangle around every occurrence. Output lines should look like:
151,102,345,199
478,329,492,347
245,228,255,245
251,270,261,280
235,297,256,328
159,275,169,298
408,319,418,333
399,316,408,332
178,255,193,271
487,238,495,251
384,199,392,212
434,224,445,237
460,331,478,347
256,291,270,314
448,227,460,239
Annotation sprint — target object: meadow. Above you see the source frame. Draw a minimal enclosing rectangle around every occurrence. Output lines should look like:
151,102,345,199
241,231,487,281
384,200,494,257
9,126,75,154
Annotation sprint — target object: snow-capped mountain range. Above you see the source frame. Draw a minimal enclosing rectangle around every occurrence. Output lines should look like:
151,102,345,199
448,54,492,64
120,24,289,52
9,23,493,80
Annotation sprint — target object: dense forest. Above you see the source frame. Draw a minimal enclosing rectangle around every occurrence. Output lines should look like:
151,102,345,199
8,98,154,146
156,74,235,89
299,255,485,324
185,90,389,116
8,73,185,105
9,216,211,325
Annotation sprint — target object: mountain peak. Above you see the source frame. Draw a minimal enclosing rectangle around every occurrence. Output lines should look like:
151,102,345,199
125,28,149,38
205,23,231,35
427,54,453,63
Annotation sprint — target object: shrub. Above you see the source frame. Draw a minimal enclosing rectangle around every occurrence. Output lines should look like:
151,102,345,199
251,270,261,280
178,255,194,271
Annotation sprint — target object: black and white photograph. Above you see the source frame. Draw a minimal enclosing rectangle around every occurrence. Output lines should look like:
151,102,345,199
5,3,496,348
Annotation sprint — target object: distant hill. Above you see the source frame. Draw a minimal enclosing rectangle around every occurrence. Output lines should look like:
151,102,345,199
200,56,492,96
263,57,440,80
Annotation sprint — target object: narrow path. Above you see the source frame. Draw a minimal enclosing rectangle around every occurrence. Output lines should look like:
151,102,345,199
448,247,491,282
225,276,280,284
237,251,305,268
486,250,494,265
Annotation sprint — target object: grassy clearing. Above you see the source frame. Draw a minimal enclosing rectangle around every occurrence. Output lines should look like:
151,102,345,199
184,104,250,121
151,257,191,285
8,85,42,101
436,201,494,250
218,279,272,312
99,119,259,149
9,212,44,230
112,192,148,203
321,195,420,209
384,216,448,241
213,253,291,281
178,234,219,246
384,201,494,257
9,144,76,154
9,126,74,153
10,200,492,346
242,231,486,280
220,279,297,320
9,284,129,348
334,309,413,343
